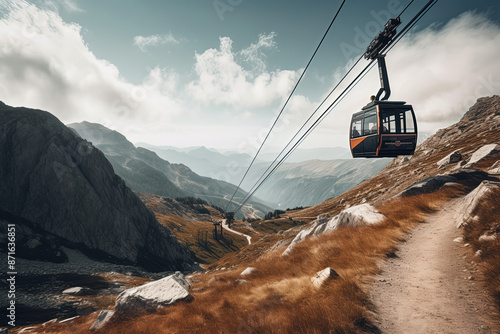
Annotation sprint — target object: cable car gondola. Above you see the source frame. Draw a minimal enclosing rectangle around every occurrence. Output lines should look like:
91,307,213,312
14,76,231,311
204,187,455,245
350,18,417,158
350,99,417,158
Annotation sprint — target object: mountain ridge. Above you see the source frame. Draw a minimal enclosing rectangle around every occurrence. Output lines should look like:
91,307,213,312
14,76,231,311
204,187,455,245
68,121,273,218
0,102,194,271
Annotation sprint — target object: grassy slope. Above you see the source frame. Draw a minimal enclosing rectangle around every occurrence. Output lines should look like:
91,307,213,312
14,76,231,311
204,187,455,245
37,188,462,334
17,96,500,333
139,194,249,265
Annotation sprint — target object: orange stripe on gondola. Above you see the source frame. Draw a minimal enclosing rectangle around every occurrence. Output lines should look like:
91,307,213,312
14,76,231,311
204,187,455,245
350,137,366,150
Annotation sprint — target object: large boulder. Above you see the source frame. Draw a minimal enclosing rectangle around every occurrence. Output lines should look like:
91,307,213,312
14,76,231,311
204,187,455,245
488,161,500,174
282,204,384,256
456,181,500,228
115,272,193,317
0,102,194,271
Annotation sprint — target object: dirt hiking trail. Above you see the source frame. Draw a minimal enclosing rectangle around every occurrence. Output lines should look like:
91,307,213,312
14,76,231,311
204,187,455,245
369,197,499,334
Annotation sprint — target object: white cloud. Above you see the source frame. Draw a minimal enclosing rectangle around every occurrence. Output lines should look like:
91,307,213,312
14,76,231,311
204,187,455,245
134,33,180,52
187,35,300,109
59,0,84,12
0,0,183,129
0,1,498,151
239,32,277,72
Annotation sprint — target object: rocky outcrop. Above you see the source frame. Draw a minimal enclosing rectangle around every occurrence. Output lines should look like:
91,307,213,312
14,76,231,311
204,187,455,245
0,102,194,271
114,272,193,317
488,161,500,174
282,204,385,256
400,169,491,197
456,180,500,228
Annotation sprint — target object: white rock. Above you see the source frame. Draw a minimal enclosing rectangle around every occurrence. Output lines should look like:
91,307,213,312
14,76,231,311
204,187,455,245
488,160,500,174
115,272,193,317
478,234,497,242
240,267,257,276
311,267,340,289
234,279,249,286
62,287,87,296
453,237,463,243
325,204,385,231
89,310,114,331
282,204,384,256
59,316,80,323
456,181,500,228
464,144,500,167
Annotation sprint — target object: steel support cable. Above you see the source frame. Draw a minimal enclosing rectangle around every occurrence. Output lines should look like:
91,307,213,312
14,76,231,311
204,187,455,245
224,0,348,213
231,55,364,209
233,0,439,213
398,0,416,19
234,59,376,212
381,0,438,56
232,0,430,211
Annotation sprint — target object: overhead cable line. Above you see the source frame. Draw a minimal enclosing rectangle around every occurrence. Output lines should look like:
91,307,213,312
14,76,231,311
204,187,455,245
232,0,439,213
233,55,364,208
224,0,347,213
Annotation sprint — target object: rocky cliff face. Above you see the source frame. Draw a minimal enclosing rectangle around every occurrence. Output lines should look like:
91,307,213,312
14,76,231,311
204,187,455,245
0,102,194,271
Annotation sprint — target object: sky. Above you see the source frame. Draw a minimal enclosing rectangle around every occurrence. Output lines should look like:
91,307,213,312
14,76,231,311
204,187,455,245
1,0,499,158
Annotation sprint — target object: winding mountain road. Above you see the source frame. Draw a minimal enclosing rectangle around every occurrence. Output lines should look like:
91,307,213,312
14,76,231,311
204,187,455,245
222,220,252,245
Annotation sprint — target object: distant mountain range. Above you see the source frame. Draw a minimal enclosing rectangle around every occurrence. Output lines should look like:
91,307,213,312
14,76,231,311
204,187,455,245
248,159,390,209
68,122,272,219
140,143,389,209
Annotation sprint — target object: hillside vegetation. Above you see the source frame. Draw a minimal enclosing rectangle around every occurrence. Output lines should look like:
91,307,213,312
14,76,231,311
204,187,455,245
15,96,500,333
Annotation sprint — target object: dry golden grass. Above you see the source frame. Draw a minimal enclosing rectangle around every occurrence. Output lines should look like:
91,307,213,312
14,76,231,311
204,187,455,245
463,189,500,310
156,213,249,264
35,188,465,334
139,194,249,264
251,218,306,234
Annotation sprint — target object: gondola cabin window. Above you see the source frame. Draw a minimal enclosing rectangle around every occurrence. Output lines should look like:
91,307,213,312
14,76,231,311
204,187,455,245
381,109,415,134
363,111,377,135
351,117,362,138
